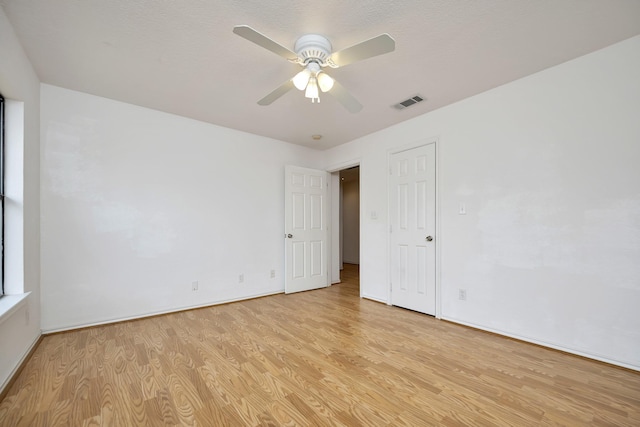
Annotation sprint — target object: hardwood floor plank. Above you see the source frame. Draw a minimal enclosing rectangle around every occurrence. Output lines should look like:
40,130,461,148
193,398,233,426
1,263,639,426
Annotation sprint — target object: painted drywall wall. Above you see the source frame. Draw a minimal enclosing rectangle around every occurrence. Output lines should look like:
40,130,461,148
342,178,360,264
0,6,42,391
40,84,322,331
324,36,640,370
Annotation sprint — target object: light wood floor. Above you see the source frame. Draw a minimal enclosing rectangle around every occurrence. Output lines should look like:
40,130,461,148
1,264,639,426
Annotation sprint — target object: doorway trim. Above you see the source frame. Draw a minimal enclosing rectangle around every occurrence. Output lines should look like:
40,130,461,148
327,158,362,297
387,138,441,319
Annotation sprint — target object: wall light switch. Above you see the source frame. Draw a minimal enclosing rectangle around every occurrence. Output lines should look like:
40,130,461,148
371,211,378,220
459,203,467,215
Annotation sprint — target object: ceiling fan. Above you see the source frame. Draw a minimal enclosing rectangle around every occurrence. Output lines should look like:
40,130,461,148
233,25,395,113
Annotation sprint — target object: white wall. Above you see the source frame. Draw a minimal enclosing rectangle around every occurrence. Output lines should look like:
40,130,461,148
324,36,640,370
0,6,42,391
40,84,321,331
342,179,360,264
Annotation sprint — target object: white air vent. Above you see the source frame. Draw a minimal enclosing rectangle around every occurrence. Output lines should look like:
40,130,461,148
393,95,425,110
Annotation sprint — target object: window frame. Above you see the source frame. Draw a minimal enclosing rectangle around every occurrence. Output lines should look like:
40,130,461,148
1,93,4,296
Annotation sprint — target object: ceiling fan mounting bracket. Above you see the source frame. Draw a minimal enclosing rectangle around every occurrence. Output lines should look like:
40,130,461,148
294,34,332,66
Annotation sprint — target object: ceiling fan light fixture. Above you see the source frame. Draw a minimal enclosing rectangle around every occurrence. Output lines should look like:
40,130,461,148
317,72,334,92
292,69,311,90
305,76,320,102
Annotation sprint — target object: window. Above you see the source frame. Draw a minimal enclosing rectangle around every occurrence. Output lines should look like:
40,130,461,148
1,93,4,296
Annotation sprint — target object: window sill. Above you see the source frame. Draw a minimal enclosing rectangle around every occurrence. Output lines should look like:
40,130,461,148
0,292,30,326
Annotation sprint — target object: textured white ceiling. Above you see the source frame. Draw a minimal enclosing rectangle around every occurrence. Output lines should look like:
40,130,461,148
2,0,640,149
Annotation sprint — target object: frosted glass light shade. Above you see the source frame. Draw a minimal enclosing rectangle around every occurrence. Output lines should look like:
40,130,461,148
305,77,319,101
292,69,311,90
317,72,334,92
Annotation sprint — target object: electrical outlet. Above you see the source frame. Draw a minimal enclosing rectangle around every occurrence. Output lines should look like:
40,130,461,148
192,281,199,291
459,289,467,301
239,274,244,283
270,269,276,279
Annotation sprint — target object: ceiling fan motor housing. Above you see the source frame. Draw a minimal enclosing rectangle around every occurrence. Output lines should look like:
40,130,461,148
295,34,332,64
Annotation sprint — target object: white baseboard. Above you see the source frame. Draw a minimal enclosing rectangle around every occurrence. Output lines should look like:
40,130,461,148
362,294,387,304
0,332,42,395
42,290,284,334
441,316,639,372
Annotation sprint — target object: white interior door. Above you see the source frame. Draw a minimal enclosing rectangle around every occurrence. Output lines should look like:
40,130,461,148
390,144,436,315
285,165,329,294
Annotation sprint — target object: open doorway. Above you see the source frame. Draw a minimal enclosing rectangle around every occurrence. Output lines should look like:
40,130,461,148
331,166,360,292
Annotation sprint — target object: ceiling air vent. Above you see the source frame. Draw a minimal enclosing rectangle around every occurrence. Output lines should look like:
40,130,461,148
393,95,425,110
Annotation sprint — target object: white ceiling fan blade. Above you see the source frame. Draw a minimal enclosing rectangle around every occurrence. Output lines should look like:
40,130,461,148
233,25,297,61
258,80,295,106
329,34,395,68
328,80,363,113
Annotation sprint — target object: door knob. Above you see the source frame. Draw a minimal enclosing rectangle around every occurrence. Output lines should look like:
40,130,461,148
426,236,433,241
286,234,293,238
